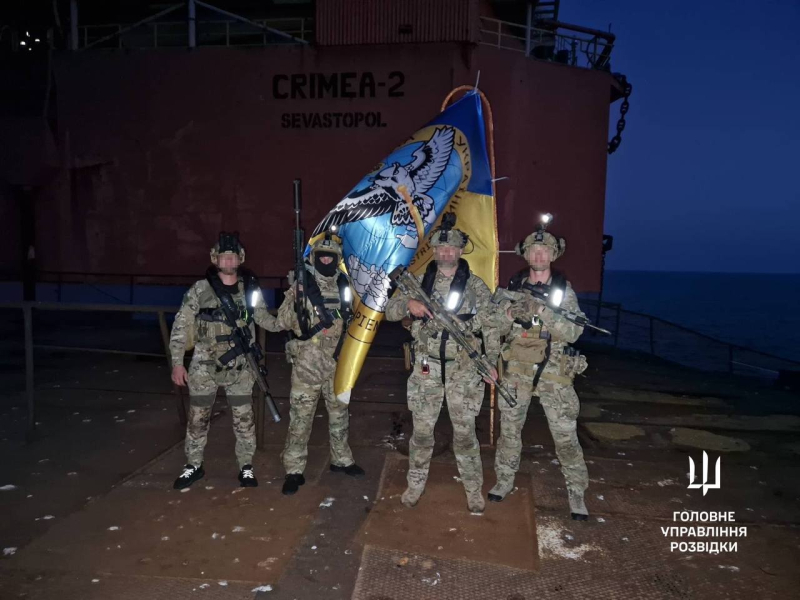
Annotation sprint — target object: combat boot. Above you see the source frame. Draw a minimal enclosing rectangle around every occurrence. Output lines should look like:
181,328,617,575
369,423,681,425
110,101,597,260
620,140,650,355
330,463,366,478
238,464,258,488
281,473,305,496
568,487,589,521
466,489,485,514
400,485,424,508
487,472,515,503
173,463,204,490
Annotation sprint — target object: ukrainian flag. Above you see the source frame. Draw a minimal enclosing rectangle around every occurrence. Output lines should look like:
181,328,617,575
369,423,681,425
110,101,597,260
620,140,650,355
309,90,497,402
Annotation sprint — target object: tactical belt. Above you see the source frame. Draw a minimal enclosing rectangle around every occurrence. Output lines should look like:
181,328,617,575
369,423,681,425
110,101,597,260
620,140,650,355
425,355,455,363
540,371,572,386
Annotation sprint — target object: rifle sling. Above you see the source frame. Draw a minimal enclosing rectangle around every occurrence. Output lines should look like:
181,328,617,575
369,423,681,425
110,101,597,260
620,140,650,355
531,338,552,390
206,269,251,367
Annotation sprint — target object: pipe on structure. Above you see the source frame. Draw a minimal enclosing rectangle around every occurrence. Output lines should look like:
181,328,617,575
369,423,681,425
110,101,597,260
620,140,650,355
525,1,532,57
195,0,309,44
188,0,196,48
70,0,78,50
81,3,184,51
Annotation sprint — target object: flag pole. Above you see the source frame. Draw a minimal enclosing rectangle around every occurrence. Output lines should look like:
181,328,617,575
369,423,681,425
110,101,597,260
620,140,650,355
440,86,499,447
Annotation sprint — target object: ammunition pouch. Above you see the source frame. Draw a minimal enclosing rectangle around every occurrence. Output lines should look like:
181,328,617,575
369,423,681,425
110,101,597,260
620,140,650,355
505,337,548,365
542,349,588,385
195,316,233,345
185,319,196,352
403,341,413,371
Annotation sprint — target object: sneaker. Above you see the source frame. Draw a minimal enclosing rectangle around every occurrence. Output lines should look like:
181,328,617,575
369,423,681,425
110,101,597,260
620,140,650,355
238,464,258,488
330,463,365,478
487,474,515,503
281,473,306,496
173,464,204,490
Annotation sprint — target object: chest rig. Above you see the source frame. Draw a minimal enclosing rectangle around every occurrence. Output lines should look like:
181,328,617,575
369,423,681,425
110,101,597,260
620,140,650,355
415,259,476,383
294,266,353,358
505,269,567,387
196,267,260,368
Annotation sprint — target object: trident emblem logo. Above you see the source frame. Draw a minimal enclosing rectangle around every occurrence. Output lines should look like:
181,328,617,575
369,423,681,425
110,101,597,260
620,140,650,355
687,451,721,496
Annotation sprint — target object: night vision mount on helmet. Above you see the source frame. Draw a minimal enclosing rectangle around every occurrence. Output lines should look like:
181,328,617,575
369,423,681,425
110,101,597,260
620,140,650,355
210,231,246,265
430,212,468,249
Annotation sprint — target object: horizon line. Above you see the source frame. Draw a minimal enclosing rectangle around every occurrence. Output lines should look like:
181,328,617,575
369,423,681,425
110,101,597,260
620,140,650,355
605,269,800,276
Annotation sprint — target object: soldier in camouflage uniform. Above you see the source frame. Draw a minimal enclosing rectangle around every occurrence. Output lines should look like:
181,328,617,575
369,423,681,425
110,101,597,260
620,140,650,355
385,215,501,514
490,217,590,519
277,234,364,496
170,233,281,489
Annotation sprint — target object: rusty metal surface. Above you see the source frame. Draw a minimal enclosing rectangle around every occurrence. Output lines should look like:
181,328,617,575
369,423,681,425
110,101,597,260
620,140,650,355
357,455,539,571
0,568,258,599
2,345,800,599
316,0,478,46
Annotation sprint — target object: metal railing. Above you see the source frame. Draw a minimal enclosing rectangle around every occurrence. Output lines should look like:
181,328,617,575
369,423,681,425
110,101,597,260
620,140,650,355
78,17,312,49
32,271,288,305
478,16,614,70
0,301,274,446
580,300,800,379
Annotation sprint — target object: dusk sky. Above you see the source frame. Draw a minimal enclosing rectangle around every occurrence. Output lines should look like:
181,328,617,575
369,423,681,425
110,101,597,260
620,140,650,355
561,0,799,273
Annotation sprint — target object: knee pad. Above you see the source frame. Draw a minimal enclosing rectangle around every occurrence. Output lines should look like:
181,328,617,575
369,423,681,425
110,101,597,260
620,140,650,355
189,394,216,408
227,395,253,407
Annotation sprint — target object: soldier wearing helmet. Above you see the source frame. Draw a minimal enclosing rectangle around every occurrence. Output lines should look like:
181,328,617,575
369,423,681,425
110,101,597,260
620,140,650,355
169,232,281,490
276,232,364,496
384,213,502,514
490,214,591,520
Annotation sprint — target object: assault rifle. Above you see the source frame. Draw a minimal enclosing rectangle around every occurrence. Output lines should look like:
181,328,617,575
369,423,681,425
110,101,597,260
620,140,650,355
389,266,517,408
493,284,611,336
213,292,282,423
292,179,310,336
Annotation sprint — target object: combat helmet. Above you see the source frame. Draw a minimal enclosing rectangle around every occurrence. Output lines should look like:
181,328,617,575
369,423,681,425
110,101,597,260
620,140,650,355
310,231,343,260
430,213,468,249
515,213,566,261
210,231,246,266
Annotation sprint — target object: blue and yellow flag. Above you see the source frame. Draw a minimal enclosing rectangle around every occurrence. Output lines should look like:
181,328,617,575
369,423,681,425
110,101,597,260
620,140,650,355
309,91,496,402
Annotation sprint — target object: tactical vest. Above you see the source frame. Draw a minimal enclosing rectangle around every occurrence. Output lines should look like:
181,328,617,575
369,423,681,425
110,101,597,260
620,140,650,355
504,269,569,386
295,266,352,340
292,266,354,360
414,259,477,366
194,268,258,350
